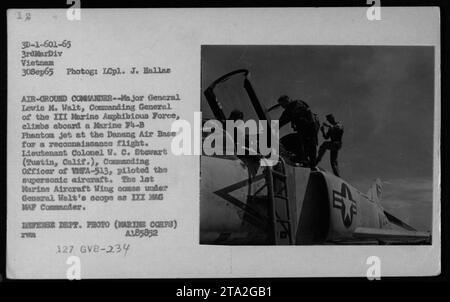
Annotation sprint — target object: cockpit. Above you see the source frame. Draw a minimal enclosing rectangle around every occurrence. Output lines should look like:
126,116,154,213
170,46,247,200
202,69,310,167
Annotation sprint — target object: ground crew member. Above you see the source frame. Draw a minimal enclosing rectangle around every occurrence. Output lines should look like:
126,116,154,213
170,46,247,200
316,114,344,176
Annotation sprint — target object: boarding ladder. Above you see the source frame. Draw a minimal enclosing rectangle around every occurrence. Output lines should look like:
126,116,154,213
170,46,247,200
265,157,294,245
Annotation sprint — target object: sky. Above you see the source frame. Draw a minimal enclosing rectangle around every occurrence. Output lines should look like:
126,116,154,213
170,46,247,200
201,45,435,231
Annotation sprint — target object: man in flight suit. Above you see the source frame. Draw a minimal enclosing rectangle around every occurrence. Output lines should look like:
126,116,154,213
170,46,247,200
228,109,244,122
316,114,344,177
277,95,319,166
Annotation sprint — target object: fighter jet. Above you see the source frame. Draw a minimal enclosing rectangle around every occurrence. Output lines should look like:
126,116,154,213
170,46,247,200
200,69,431,245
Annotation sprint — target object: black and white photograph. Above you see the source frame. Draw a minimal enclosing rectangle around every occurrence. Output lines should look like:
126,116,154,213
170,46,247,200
200,45,434,245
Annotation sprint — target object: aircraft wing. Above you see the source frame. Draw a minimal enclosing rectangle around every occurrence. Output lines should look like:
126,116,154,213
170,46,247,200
351,204,431,244
353,227,431,244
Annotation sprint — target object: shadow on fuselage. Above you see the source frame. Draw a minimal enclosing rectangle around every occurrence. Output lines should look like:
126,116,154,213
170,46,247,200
295,172,330,244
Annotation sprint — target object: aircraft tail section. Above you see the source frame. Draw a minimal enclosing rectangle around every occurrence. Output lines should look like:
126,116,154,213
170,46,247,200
384,211,417,231
367,178,383,203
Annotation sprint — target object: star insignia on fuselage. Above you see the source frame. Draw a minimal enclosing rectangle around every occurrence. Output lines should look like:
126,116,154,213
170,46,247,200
332,183,357,228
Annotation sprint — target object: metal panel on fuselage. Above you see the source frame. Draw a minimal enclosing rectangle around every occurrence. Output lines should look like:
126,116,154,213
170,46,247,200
200,155,268,243
321,172,387,242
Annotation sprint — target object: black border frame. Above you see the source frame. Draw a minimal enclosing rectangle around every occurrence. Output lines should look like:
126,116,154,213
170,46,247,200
0,0,448,292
